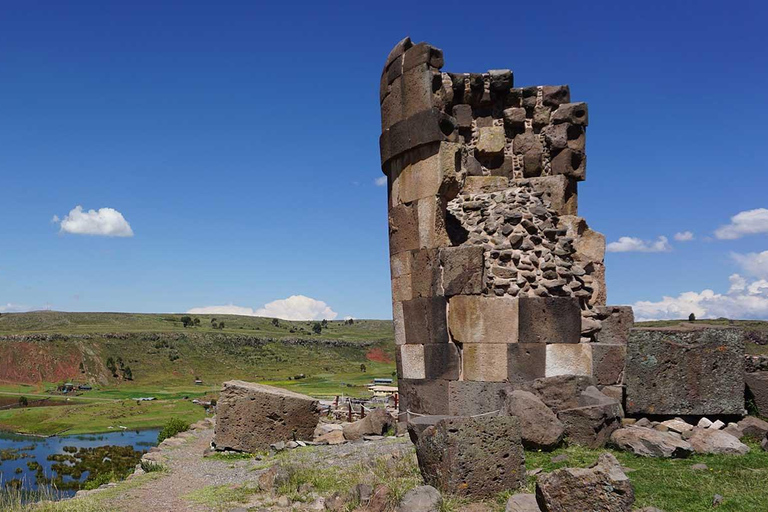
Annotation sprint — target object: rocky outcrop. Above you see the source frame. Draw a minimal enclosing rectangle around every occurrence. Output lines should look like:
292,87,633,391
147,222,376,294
212,380,319,452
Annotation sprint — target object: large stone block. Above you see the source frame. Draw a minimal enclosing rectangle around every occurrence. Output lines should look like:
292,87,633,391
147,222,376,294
402,64,434,119
476,126,506,158
550,148,586,181
399,379,449,416
439,246,484,296
389,203,419,255
591,343,626,386
625,328,745,415
746,371,768,417
507,343,547,382
461,176,509,195
545,343,593,377
463,344,508,382
520,175,577,216
213,381,319,452
414,416,525,497
410,248,440,298
417,196,450,249
448,295,519,344
380,108,457,164
397,142,461,205
518,297,581,344
519,375,597,412
557,388,623,448
448,380,509,416
595,306,634,344
393,301,405,345
402,296,448,344
400,343,460,380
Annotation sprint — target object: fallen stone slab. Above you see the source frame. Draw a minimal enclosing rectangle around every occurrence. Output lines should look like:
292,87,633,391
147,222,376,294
502,390,564,450
659,418,693,434
688,428,750,455
396,485,442,512
415,416,525,498
610,426,693,458
625,328,744,416
535,453,634,511
212,380,319,453
506,493,541,512
557,387,622,448
343,408,396,441
737,416,768,439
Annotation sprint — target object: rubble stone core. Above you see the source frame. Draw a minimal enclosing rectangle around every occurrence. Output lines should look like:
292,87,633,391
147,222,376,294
380,37,633,417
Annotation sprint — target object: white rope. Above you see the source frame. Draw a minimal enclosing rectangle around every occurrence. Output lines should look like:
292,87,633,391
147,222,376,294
399,409,501,421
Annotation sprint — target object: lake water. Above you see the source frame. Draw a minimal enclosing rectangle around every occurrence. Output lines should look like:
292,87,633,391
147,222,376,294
0,428,159,498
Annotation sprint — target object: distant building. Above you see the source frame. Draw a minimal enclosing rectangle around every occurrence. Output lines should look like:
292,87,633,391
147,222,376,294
134,397,156,401
78,384,92,391
194,379,203,385
372,378,393,385
369,385,398,397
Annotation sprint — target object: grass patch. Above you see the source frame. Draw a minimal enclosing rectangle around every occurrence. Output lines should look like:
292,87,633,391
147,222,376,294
184,484,259,511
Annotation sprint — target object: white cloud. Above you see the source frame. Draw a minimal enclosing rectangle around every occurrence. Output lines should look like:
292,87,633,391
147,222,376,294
715,208,768,240
674,231,695,242
732,250,768,280
188,295,338,321
633,273,768,321
606,236,671,253
51,215,60,223
374,176,387,187
54,205,134,237
0,303,33,313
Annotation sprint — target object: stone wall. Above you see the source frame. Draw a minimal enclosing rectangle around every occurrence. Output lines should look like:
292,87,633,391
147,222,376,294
380,38,632,416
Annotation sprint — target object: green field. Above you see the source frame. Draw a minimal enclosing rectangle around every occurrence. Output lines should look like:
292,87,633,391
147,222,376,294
0,311,397,434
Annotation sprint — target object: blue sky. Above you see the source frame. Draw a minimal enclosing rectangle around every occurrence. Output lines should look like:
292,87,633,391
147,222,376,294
1,0,767,320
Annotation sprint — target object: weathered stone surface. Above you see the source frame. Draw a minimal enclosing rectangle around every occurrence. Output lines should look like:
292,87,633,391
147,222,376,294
462,176,509,195
447,380,509,416
688,428,750,455
551,102,588,126
610,426,693,458
558,388,622,448
595,306,634,344
508,343,547,382
396,485,442,512
502,390,564,450
463,344,509,382
520,375,597,412
737,416,768,440
476,126,506,157
448,295,519,344
213,381,319,452
520,176,577,216
505,494,541,512
626,328,745,415
440,246,484,296
660,418,694,434
342,408,395,441
400,343,461,380
518,297,581,344
389,204,419,255
535,453,634,512
545,343,592,377
398,379,449,416
407,415,459,443
591,343,626,386
745,371,768,417
402,296,448,344
415,416,525,497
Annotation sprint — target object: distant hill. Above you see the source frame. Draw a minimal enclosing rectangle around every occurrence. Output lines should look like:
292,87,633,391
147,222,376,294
0,312,396,395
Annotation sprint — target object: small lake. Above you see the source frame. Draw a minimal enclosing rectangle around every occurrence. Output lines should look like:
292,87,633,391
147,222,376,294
0,428,159,498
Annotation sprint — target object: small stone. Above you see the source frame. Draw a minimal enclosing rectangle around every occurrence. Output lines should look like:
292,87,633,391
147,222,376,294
505,493,542,512
550,454,569,463
277,496,291,507
697,418,713,429
709,420,725,430
712,494,724,507
691,463,708,471
397,485,443,512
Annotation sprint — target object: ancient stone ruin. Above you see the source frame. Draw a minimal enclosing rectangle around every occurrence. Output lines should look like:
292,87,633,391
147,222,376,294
380,37,632,419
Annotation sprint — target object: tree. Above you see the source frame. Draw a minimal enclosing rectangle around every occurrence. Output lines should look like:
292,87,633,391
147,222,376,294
180,316,193,328
360,363,367,373
18,396,28,407
321,319,328,328
218,321,225,330
271,318,280,327
123,366,133,380
312,322,322,334
689,313,696,322
211,318,217,324
211,321,218,329
193,318,200,326
106,357,117,376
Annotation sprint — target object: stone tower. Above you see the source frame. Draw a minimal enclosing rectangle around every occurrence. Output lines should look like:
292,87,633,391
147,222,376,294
379,38,633,417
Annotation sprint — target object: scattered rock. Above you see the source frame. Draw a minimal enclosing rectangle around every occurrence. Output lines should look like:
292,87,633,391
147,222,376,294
712,494,724,507
502,390,565,450
367,484,390,512
277,495,291,508
325,492,348,511
355,483,373,504
396,485,442,512
635,418,652,428
723,423,744,440
697,418,713,429
271,441,286,452
414,416,525,498
343,408,395,441
258,464,290,492
709,420,725,430
691,463,708,471
506,493,542,512
316,429,346,445
737,416,768,439
557,388,623,448
535,453,634,511
550,454,568,463
660,418,693,434
688,429,750,455
610,426,693,458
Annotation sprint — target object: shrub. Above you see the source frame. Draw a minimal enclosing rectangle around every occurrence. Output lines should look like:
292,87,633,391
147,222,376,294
140,459,167,473
158,417,190,443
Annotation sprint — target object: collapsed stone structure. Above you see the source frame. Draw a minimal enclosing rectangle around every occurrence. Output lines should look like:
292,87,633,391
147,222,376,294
380,37,632,418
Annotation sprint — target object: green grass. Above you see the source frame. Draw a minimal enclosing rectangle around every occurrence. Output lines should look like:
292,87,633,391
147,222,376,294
0,398,205,436
184,484,259,511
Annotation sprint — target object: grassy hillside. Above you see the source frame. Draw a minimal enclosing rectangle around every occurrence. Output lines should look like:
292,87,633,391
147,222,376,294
0,312,396,434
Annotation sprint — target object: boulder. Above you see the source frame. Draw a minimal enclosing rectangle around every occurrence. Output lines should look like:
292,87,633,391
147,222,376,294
723,423,744,440
535,453,634,512
557,387,622,448
502,390,564,450
343,408,395,441
610,426,693,458
625,328,744,416
745,371,768,416
506,494,542,512
213,381,319,453
737,416,768,439
519,375,597,412
414,416,525,498
688,428,750,455
397,486,442,512
315,430,346,445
